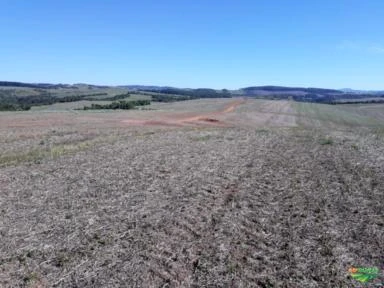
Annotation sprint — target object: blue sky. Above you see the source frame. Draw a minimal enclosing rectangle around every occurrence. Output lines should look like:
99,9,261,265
1,0,383,89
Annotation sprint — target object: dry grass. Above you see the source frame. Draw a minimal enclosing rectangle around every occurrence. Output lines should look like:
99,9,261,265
0,99,383,287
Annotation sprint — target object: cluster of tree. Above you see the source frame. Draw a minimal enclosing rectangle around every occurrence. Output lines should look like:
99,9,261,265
335,93,384,99
0,92,129,111
57,93,108,102
103,93,131,101
0,103,31,111
291,93,384,104
0,94,56,110
329,99,384,105
151,94,191,102
82,100,150,110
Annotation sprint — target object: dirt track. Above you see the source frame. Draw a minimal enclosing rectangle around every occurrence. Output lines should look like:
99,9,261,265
0,99,296,133
119,99,298,128
121,99,246,127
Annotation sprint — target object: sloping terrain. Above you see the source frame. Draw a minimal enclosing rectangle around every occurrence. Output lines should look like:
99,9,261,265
0,99,383,287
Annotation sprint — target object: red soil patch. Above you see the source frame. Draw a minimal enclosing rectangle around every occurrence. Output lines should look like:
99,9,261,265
120,119,184,127
121,99,245,127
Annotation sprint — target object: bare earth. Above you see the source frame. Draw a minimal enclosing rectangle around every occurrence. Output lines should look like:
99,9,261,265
0,99,383,287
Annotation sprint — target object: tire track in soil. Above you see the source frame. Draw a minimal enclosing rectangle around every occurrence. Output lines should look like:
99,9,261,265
144,130,383,287
142,180,246,286
2,121,381,286
140,133,275,287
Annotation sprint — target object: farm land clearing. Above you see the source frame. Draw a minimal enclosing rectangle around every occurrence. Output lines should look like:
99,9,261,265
0,98,383,287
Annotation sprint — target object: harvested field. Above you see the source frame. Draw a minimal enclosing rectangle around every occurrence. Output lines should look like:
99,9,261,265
0,99,383,287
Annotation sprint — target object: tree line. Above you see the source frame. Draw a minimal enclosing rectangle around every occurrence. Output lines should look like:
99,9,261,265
82,100,150,110
329,99,384,105
140,88,232,99
0,92,127,111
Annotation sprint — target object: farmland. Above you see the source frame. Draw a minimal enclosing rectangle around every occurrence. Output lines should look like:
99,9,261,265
0,99,383,287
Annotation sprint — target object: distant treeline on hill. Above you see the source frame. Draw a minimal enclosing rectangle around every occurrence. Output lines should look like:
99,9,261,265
150,94,191,102
82,100,150,110
330,99,384,105
140,88,232,100
0,81,73,89
0,103,31,111
2,81,384,109
57,93,108,102
0,92,131,111
241,86,342,94
0,94,55,111
295,93,384,103
239,87,384,104
246,93,338,103
0,81,111,89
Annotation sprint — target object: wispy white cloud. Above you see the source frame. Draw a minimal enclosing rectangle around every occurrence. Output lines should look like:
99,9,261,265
337,41,384,54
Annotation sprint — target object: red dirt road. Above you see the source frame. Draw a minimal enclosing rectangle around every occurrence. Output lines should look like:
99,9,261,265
121,99,246,127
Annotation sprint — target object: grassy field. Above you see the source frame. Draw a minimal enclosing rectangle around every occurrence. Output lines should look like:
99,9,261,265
0,99,383,287
29,94,152,111
295,102,383,129
0,85,129,99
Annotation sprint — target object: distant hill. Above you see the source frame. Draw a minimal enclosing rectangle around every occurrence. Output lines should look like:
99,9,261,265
237,86,384,103
235,86,342,103
0,81,112,90
1,81,384,104
341,88,384,94
118,85,173,91
241,86,342,94
0,81,74,89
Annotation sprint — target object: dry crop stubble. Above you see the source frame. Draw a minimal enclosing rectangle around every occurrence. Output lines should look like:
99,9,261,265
0,99,383,287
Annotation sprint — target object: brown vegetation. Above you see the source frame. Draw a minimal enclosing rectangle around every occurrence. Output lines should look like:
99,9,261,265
0,99,383,287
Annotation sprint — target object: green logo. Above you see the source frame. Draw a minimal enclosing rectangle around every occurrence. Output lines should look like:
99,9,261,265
348,267,380,283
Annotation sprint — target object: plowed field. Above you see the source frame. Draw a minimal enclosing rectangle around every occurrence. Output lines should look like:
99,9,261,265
0,99,383,287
